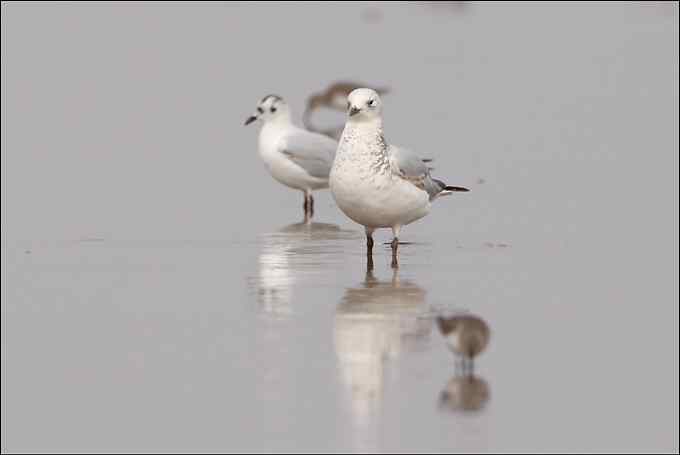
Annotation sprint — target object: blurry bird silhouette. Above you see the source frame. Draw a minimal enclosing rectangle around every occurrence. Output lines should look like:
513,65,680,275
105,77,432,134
303,81,390,137
437,313,490,375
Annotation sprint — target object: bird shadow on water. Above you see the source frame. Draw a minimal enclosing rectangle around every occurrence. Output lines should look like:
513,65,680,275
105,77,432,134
248,218,360,317
334,267,433,451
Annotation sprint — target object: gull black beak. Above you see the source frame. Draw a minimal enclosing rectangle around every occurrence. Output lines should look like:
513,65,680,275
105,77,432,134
349,106,361,117
244,115,257,126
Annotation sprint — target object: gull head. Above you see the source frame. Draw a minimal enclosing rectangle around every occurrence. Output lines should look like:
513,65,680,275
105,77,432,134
347,88,382,122
244,94,291,126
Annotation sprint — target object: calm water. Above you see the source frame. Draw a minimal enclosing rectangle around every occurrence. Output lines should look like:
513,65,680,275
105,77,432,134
2,2,678,452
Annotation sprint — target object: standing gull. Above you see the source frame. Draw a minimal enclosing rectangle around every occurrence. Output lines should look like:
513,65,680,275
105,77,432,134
329,88,469,268
245,94,337,219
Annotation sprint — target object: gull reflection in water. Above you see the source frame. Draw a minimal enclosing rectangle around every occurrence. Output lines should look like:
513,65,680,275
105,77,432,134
251,219,358,317
334,268,432,442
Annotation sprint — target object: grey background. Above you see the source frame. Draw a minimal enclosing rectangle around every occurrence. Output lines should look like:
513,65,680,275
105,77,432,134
2,2,678,452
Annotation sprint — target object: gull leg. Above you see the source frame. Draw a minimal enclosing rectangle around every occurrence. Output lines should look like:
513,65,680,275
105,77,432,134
390,225,401,269
302,191,308,217
303,190,314,221
390,237,399,268
365,227,375,270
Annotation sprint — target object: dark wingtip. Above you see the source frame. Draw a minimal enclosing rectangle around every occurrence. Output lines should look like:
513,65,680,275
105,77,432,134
445,186,470,192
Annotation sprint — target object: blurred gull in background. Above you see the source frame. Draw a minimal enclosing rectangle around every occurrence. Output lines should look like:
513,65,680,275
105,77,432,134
303,81,390,139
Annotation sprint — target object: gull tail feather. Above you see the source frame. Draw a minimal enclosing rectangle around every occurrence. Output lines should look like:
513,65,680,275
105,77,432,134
444,185,470,192
433,178,470,197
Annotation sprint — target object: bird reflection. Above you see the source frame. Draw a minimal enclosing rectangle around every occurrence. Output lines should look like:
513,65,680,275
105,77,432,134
251,219,357,317
334,268,432,429
439,374,490,412
276,219,340,235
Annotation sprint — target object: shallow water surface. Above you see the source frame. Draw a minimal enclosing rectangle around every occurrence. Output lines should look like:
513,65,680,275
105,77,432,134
2,2,678,452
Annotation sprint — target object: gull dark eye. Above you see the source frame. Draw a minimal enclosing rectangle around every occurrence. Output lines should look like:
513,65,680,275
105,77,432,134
257,107,264,114
270,107,277,113
368,99,375,107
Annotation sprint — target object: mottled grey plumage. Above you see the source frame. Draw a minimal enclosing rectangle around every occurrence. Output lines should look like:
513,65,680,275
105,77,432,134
280,130,337,179
388,145,454,200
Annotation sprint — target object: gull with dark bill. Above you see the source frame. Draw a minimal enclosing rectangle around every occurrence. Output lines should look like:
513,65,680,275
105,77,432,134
329,88,470,268
245,95,337,219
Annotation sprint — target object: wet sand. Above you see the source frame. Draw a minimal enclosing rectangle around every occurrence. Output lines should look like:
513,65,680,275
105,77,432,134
2,2,678,452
